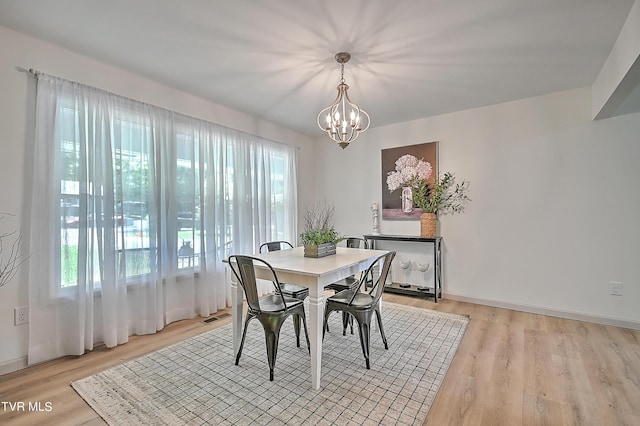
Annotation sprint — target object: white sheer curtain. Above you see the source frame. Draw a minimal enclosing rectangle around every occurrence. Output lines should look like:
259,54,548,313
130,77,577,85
28,74,298,365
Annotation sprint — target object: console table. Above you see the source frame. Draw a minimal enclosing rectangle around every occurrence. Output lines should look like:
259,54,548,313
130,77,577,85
364,234,443,302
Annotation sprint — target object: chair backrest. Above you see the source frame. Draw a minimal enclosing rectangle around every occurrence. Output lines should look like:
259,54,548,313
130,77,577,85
344,236,368,249
259,240,294,253
344,237,371,284
347,251,396,306
227,255,287,313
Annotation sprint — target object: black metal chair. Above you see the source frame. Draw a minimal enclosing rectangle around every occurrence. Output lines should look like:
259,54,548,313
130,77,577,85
324,237,369,294
259,241,309,344
258,241,309,299
323,251,396,369
324,236,369,333
228,255,310,381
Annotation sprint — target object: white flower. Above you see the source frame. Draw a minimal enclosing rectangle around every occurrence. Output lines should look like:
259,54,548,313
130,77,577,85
386,154,432,192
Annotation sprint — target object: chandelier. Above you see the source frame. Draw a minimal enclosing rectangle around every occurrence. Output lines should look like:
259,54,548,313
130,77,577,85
316,52,370,149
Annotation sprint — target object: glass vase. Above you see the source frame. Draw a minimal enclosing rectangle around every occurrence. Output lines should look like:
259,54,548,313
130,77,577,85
401,186,413,213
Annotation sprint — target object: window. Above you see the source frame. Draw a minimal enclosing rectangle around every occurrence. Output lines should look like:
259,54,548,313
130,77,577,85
58,109,160,287
47,88,297,291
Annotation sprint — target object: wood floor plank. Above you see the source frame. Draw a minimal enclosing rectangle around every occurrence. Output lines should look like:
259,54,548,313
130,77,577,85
2,294,639,425
486,320,526,425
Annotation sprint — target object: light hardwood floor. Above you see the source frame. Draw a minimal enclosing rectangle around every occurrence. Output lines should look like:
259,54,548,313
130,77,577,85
1,294,639,425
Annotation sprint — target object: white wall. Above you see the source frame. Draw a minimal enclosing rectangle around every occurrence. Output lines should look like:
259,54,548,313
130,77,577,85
0,25,317,371
315,88,640,327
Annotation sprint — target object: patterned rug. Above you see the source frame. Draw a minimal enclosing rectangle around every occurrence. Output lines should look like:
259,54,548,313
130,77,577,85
72,302,468,425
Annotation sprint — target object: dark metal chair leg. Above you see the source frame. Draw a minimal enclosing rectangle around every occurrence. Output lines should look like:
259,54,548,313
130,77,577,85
354,317,371,369
293,314,301,347
341,312,354,335
265,330,279,381
374,307,389,350
299,311,311,354
322,307,331,340
235,314,253,365
342,312,349,336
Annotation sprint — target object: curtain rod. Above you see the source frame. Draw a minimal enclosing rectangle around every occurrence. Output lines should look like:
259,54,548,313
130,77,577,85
15,66,40,77
19,66,301,151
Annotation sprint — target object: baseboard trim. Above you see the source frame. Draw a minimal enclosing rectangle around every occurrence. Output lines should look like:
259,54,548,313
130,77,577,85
444,292,640,330
0,355,28,376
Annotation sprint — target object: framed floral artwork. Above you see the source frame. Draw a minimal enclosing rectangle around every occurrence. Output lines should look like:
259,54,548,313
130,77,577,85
381,141,438,220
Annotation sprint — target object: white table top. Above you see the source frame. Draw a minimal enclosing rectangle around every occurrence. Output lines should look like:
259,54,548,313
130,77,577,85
249,246,388,278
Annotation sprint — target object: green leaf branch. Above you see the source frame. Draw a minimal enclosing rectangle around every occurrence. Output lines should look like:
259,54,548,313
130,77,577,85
414,172,471,215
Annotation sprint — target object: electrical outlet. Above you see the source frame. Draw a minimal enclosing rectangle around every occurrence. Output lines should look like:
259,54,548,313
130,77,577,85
14,306,29,325
610,281,623,296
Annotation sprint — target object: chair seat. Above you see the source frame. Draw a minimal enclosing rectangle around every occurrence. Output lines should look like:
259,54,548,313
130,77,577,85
258,241,309,301
327,289,375,309
279,283,309,299
324,237,367,294
258,294,304,312
324,276,357,292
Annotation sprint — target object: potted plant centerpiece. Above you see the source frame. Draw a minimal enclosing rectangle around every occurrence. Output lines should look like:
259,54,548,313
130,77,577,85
413,172,471,237
300,201,344,258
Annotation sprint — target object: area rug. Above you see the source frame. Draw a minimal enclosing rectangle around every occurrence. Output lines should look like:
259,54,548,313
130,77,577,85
72,302,468,425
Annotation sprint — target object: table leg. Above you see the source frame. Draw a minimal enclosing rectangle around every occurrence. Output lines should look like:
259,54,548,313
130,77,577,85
231,275,243,360
309,284,324,390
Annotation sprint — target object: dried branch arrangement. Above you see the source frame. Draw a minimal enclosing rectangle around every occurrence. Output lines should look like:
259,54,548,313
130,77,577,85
303,200,335,232
300,201,343,246
0,214,30,288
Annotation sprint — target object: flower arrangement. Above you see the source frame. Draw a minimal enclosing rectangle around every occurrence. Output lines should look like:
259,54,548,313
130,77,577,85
299,201,344,246
386,154,433,192
386,154,470,216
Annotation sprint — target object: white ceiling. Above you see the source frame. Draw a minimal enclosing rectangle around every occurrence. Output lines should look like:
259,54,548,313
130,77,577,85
0,0,636,137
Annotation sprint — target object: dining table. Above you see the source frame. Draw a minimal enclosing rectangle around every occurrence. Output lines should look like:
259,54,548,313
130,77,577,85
228,246,389,390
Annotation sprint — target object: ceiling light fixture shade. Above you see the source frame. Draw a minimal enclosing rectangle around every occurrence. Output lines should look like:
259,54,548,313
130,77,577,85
317,52,370,149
